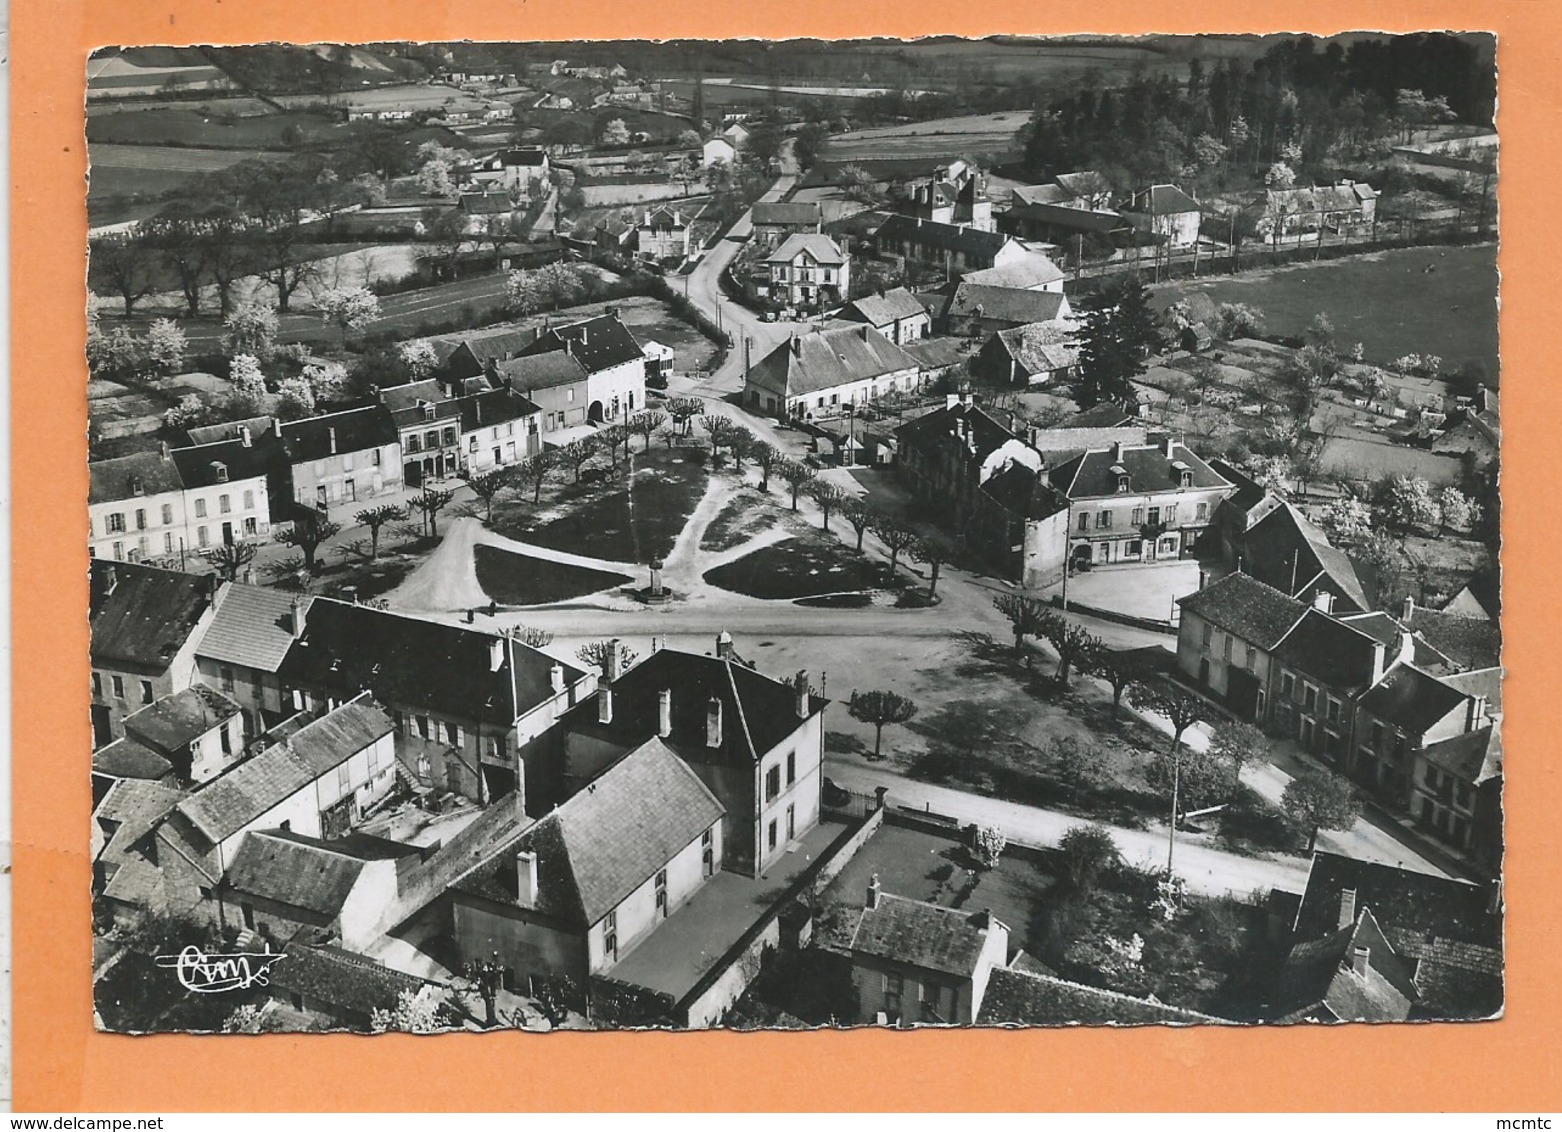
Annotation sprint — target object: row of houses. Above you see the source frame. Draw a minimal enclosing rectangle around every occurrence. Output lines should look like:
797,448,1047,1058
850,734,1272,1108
89,312,656,561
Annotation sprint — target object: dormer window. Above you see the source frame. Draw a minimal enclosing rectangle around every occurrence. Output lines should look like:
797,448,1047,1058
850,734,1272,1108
129,476,145,496
212,462,228,483
1111,463,1129,493
1170,459,1192,488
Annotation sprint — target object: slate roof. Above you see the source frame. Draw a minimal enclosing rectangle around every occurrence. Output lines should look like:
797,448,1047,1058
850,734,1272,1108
896,403,1026,467
460,191,514,215
1271,608,1383,693
276,599,585,727
378,379,448,414
279,406,399,463
560,647,826,768
271,943,432,1019
1206,458,1282,528
1061,403,1137,429
1275,908,1415,1023
1340,611,1450,672
184,416,279,448
90,560,214,676
749,326,920,400
875,214,1015,263
500,147,549,167
176,698,391,843
978,966,1224,1026
170,437,274,490
496,350,589,393
979,462,1070,523
1177,572,1309,650
1010,184,1071,206
901,337,967,371
840,288,927,329
196,584,310,674
639,206,686,230
1265,182,1377,214
96,779,185,908
441,328,536,371
1356,663,1468,734
520,312,646,376
88,450,185,505
765,232,847,266
1292,850,1502,958
1421,724,1502,785
1411,939,1504,1020
1048,441,1228,500
1435,666,1503,713
93,735,176,783
1054,171,1110,197
1126,184,1202,216
960,257,1067,291
224,829,413,917
945,284,1068,327
991,325,1079,377
1001,202,1127,234
1441,566,1500,621
849,893,997,978
459,388,542,433
751,201,822,227
1238,502,1370,613
123,684,242,752
453,738,724,926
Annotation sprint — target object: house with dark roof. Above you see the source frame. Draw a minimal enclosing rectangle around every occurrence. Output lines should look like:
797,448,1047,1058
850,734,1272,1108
894,397,1071,589
1289,851,1502,1019
121,684,244,785
194,583,313,732
873,214,1032,275
892,166,994,233
219,828,420,951
838,287,931,346
448,737,725,990
90,560,218,746
468,146,550,196
1206,458,1286,567
848,876,1011,1025
278,404,402,510
636,206,690,263
1225,498,1369,614
744,325,920,422
150,694,401,922
975,324,1079,387
1120,184,1202,247
1271,606,1403,767
516,310,649,431
997,201,1132,246
978,963,1226,1026
380,380,464,487
1441,565,1500,622
495,351,594,439
1261,181,1378,242
764,233,850,309
93,778,185,927
1012,171,1114,212
750,200,822,249
274,598,594,806
93,735,177,804
268,942,443,1029
546,636,826,877
1177,572,1310,722
437,327,537,385
1400,597,1500,673
90,436,274,563
1274,906,1416,1023
900,336,968,387
458,387,543,473
942,282,1072,337
1048,436,1233,568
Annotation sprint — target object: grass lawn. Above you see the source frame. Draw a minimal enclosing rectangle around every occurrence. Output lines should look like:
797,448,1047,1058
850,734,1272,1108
472,545,632,606
516,447,709,564
699,488,786,553
1152,244,1499,379
88,108,346,150
703,536,886,600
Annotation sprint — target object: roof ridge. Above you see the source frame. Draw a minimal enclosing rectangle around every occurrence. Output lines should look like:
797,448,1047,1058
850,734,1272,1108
723,661,760,762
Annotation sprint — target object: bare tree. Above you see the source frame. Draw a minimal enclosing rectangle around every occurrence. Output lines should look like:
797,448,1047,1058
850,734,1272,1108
992,593,1050,655
665,396,705,437
597,424,633,473
840,497,874,553
1082,648,1151,718
808,480,845,530
847,690,919,760
576,639,639,675
355,504,406,561
1041,616,1101,688
201,540,258,582
778,459,816,511
753,442,781,493
465,470,511,523
557,437,599,483
915,533,953,599
515,451,560,504
1129,680,1207,754
507,625,555,647
629,410,666,451
277,514,342,574
410,488,456,538
871,516,920,575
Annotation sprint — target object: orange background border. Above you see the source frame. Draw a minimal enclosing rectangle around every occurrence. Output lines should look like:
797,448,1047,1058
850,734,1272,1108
13,1,1561,1112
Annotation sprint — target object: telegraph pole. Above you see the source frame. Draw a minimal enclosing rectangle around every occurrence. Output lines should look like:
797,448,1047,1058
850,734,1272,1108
1167,749,1181,875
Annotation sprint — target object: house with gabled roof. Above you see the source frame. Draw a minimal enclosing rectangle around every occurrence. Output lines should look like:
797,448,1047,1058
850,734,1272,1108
848,876,1011,1025
467,146,550,196
636,206,690,263
458,386,543,473
1274,906,1416,1023
90,560,218,746
744,325,919,422
975,324,1078,388
764,232,850,309
515,309,649,430
1177,571,1310,723
547,636,826,877
1288,850,1502,1019
448,737,726,991
219,828,420,951
942,282,1071,337
978,961,1228,1026
193,583,311,732
1271,605,1404,767
751,200,822,248
121,684,244,785
1224,497,1369,614
1120,184,1202,248
873,214,1032,275
268,942,443,1029
838,287,931,346
93,778,186,927
1261,181,1378,242
279,404,402,510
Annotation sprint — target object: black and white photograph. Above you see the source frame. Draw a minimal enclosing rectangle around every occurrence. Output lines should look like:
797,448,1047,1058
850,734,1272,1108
85,32,1501,1034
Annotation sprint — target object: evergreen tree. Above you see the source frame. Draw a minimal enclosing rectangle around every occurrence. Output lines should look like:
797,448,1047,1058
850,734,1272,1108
1072,275,1163,410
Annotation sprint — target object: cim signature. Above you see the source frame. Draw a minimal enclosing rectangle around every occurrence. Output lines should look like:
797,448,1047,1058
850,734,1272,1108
154,945,288,994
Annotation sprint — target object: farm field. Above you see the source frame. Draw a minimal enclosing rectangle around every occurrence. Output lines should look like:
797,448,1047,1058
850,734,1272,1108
272,83,485,114
1152,243,1500,379
88,143,289,211
88,108,348,150
86,96,276,119
819,110,1031,162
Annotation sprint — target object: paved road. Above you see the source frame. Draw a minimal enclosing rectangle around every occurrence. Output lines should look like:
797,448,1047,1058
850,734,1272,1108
825,760,1311,900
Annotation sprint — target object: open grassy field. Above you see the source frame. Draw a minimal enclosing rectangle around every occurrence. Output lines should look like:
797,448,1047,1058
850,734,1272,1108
703,536,885,599
272,83,484,114
472,545,631,605
88,143,290,209
819,109,1031,162
1153,244,1499,379
88,108,347,150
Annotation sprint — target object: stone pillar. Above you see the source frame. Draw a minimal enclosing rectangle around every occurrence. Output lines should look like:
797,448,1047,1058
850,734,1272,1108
649,559,664,597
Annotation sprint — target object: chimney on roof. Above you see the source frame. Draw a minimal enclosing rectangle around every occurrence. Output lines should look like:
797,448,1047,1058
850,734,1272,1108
1112,440,1125,462
1467,693,1489,732
790,335,802,358
866,874,882,910
705,696,723,749
858,325,869,341
1338,888,1357,930
1025,424,1039,448
1164,435,1177,459
1401,596,1415,621
159,441,171,461
604,638,623,682
795,670,810,719
1351,945,1371,978
658,688,672,738
489,637,505,672
102,563,118,595
515,849,538,909
240,426,253,448
1312,590,1335,614
549,662,565,695
716,630,734,661
598,677,614,726
290,596,306,639
328,426,338,456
